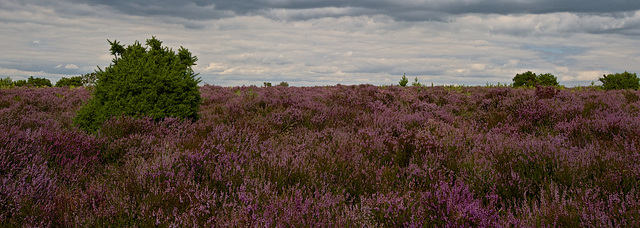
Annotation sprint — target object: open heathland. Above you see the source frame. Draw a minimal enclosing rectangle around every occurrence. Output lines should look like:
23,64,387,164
1,85,639,226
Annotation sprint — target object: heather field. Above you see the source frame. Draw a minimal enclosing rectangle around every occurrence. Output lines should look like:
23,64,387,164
2,84,640,227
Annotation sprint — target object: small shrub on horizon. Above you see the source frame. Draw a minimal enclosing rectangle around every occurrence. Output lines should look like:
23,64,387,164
399,73,408,87
412,77,422,86
278,81,289,87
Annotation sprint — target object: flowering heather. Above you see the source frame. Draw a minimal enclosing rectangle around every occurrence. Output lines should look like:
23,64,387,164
1,85,639,226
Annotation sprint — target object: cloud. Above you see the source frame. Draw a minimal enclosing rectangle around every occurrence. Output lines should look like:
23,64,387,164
63,0,640,22
1,0,640,87
55,64,79,69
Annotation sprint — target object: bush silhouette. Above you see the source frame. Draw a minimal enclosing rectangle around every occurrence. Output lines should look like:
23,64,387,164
74,37,201,132
599,71,639,90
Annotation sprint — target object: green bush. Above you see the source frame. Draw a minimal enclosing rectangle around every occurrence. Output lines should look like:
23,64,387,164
513,71,559,87
399,73,408,87
55,76,84,87
599,71,640,90
74,37,202,132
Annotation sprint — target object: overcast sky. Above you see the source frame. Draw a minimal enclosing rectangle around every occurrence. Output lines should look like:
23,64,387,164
2,0,640,86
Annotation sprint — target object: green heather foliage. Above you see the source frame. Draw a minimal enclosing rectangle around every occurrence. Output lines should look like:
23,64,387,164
2,85,639,226
513,71,559,87
55,76,83,87
74,37,201,132
599,71,640,90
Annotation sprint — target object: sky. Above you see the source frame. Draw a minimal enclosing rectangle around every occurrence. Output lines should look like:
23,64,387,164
1,0,640,87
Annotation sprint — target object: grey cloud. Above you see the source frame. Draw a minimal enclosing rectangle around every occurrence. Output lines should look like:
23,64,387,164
66,0,640,21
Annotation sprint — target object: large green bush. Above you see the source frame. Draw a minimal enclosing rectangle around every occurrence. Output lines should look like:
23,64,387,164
74,37,201,132
599,71,639,90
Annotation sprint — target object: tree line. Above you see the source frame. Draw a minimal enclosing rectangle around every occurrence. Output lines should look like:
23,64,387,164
0,73,97,88
398,71,640,90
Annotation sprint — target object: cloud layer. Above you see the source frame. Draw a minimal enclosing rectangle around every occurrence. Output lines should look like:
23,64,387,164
1,0,640,86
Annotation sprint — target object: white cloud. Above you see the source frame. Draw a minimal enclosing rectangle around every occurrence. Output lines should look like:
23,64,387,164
64,64,79,69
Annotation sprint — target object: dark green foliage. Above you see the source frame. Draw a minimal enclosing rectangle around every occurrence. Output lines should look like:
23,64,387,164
399,73,408,87
1,76,52,87
537,73,559,86
278,81,289,87
55,76,84,87
27,76,52,87
599,71,640,90
513,71,537,87
12,80,27,87
0,77,12,87
74,37,201,132
513,71,559,87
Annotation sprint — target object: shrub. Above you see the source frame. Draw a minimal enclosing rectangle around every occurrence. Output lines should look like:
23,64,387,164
55,76,84,87
599,71,640,90
74,37,202,132
412,77,422,86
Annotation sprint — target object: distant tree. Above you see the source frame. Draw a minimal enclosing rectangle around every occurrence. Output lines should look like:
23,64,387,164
26,76,52,87
512,71,538,87
74,37,202,132
513,71,559,87
537,73,559,86
263,82,272,87
55,76,84,87
399,73,408,87
599,71,640,90
278,81,289,87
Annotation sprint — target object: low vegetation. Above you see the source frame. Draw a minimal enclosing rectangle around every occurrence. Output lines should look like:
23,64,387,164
1,84,639,226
